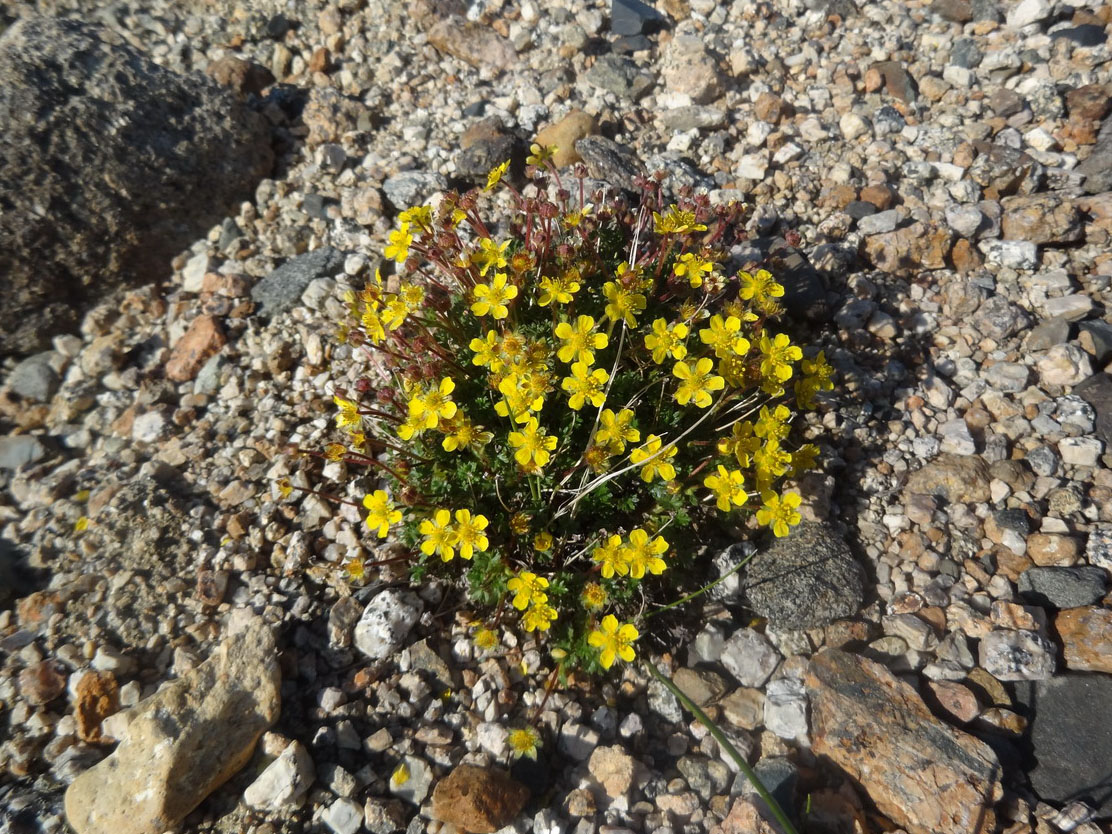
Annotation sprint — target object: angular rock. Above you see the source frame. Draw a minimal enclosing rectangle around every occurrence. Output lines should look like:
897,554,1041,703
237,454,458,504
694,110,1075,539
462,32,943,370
0,435,47,471
1018,566,1108,609
720,629,780,688
905,453,991,503
574,136,643,192
0,15,271,355
806,650,1003,834
65,617,280,834
18,660,66,706
430,765,529,833
583,55,654,102
7,353,60,402
660,36,722,104
611,0,667,35
1074,374,1112,446
427,17,516,71
165,316,226,383
353,589,423,660
741,522,865,629
243,740,315,809
978,629,1056,680
535,111,599,168
250,247,345,319
672,667,730,707
862,221,951,273
1014,674,1112,816
1000,193,1083,244
74,671,119,743
323,797,363,834
1054,606,1112,673
588,745,637,799
763,678,808,740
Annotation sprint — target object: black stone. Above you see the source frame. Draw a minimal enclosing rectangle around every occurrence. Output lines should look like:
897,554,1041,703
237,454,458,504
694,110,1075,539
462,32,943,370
951,37,983,68
1017,566,1108,609
1074,373,1112,446
462,100,486,118
573,136,643,192
971,0,1002,21
250,247,346,318
760,238,830,323
1079,321,1112,366
612,34,652,53
1077,115,1112,195
1013,675,1112,816
845,200,878,220
302,193,335,220
1052,24,1106,47
456,135,518,183
742,522,865,629
611,0,665,36
265,13,291,39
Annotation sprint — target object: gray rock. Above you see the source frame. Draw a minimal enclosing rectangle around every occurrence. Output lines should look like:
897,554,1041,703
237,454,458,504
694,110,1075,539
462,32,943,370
611,0,666,35
720,629,780,688
243,741,315,809
657,106,727,132
1025,318,1071,352
642,153,715,196
353,589,423,660
574,136,643,192
1014,675,1112,816
583,54,654,101
558,721,602,760
1018,566,1108,609
388,754,433,805
950,37,983,68
1074,373,1112,446
1078,321,1112,366
978,629,1056,680
0,15,272,355
972,294,1032,340
250,247,345,318
381,170,448,209
323,797,364,834
857,209,901,236
742,522,866,629
64,616,281,834
1087,524,1112,576
763,678,809,741
7,352,59,401
0,435,47,471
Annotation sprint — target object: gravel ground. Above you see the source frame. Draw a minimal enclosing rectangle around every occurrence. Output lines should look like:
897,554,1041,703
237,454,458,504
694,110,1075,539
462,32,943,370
2,0,1112,833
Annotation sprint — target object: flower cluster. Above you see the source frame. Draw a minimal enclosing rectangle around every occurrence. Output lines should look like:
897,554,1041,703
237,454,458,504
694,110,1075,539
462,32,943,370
314,155,829,675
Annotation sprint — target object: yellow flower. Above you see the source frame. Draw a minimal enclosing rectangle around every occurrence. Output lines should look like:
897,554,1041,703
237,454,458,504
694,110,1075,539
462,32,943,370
391,763,410,786
276,478,293,499
534,532,554,552
419,509,459,561
802,350,834,386
673,252,714,288
471,273,518,319
441,418,492,452
385,222,414,264
592,534,628,579
508,571,550,610
508,417,557,471
753,440,792,491
485,159,510,191
653,205,707,235
754,404,791,442
644,319,689,364
759,333,803,383
629,435,677,483
325,443,347,462
399,204,433,233
363,490,402,538
580,582,607,612
595,408,640,453
718,420,759,468
526,143,556,166
510,512,532,535
343,556,366,583
737,269,785,305
508,726,541,759
699,315,751,359
474,627,500,651
74,516,89,533
537,270,581,306
470,330,503,372
381,296,408,330
554,315,608,365
790,443,820,477
522,602,558,632
397,410,430,441
673,357,724,408
623,528,668,579
562,362,609,410
562,205,592,229
409,377,457,428
588,615,639,669
756,490,803,537
602,281,646,327
333,394,361,430
454,510,489,559
471,237,510,276
704,466,748,512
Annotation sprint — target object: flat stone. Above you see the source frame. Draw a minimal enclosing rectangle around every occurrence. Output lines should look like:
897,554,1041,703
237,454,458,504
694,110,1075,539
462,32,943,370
672,667,730,707
926,680,981,723
1054,606,1112,673
166,315,226,383
0,435,47,471
427,16,516,71
74,670,119,743
243,740,315,809
741,522,865,629
535,111,599,168
557,721,600,761
353,589,423,660
430,765,529,833
862,221,951,272
1074,374,1112,446
719,628,780,688
1000,193,1082,244
1018,566,1108,609
574,136,643,192
65,616,280,834
583,54,654,102
250,247,345,318
588,745,637,799
1013,675,1112,816
611,0,666,35
763,678,809,740
18,660,66,705
904,453,991,503
807,650,1002,834
322,797,363,834
7,352,60,402
978,628,1056,680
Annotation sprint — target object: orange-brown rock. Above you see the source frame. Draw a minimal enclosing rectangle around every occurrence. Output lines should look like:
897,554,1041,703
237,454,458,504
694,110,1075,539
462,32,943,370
165,315,225,383
862,221,951,273
1054,606,1112,672
75,670,119,742
806,649,1002,834
430,765,529,834
536,110,599,168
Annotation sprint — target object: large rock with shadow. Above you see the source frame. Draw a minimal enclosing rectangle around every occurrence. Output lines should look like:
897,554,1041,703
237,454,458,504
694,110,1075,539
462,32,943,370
1013,674,1112,816
741,522,866,629
0,15,272,355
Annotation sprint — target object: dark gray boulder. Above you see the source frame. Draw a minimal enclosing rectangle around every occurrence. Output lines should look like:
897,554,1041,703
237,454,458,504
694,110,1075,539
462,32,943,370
0,15,273,355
